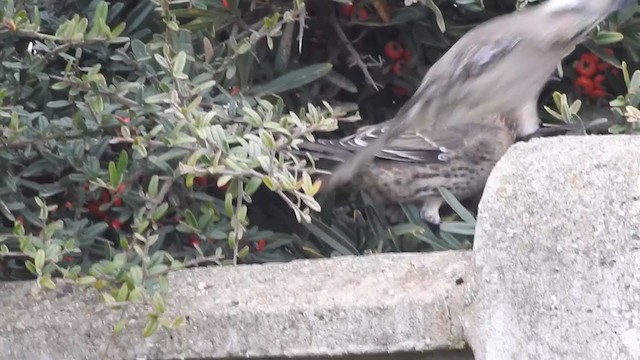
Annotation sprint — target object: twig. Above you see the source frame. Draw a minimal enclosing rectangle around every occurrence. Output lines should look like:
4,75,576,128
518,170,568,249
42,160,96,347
328,14,380,91
49,75,140,109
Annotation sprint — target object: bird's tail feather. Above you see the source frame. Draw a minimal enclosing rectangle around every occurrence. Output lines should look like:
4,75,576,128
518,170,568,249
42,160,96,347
295,140,352,163
323,117,409,191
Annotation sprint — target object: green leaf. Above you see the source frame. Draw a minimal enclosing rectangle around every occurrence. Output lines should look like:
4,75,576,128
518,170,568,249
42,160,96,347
93,1,109,25
438,187,476,224
35,249,45,270
172,51,187,75
113,320,127,334
145,93,166,104
250,63,333,96
117,150,128,176
143,317,159,337
148,175,159,198
129,266,143,285
85,222,109,238
303,218,359,256
152,203,169,221
77,276,97,285
184,209,198,228
153,292,165,314
422,0,446,32
236,41,252,55
439,221,476,236
108,161,121,187
47,100,71,108
116,283,129,302
39,275,56,290
594,31,624,45
244,177,262,196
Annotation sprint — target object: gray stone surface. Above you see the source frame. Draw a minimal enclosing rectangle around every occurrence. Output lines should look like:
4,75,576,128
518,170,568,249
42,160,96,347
469,135,640,360
0,252,474,359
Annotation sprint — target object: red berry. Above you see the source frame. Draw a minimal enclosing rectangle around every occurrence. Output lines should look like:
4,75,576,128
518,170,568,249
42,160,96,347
188,234,200,247
593,74,606,90
340,3,355,17
113,197,123,206
256,239,266,252
100,189,111,204
114,115,130,124
116,183,126,195
222,0,229,8
64,201,72,209
384,41,404,61
194,176,207,186
574,76,595,96
230,86,240,96
88,201,107,219
111,219,122,230
576,53,598,77
597,62,611,72
391,60,405,75
88,202,100,214
356,8,368,20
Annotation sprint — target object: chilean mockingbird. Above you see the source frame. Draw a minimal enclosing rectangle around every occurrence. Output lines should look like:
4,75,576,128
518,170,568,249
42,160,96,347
299,114,517,224
324,0,633,191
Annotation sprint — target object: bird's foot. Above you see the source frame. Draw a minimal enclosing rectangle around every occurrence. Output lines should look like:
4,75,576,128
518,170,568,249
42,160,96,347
420,196,445,225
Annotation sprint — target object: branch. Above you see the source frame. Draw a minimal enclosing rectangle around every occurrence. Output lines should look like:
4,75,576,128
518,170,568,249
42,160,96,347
328,14,380,91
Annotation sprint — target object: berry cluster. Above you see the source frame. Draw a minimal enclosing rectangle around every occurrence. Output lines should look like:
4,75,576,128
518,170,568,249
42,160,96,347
340,2,369,20
574,49,617,99
85,182,127,230
384,41,411,74
383,41,412,97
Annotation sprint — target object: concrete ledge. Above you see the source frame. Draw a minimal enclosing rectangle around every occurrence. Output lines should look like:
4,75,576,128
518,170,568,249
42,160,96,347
470,135,640,360
0,251,475,359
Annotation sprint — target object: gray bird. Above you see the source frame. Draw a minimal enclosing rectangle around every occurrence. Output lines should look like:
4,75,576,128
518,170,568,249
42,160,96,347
325,0,633,191
298,114,518,225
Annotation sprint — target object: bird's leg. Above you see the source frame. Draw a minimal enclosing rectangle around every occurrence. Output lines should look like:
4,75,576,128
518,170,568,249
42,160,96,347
515,98,541,138
419,196,445,225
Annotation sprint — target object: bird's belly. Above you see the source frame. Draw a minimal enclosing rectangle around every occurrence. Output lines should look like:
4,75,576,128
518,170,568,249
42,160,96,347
358,159,496,205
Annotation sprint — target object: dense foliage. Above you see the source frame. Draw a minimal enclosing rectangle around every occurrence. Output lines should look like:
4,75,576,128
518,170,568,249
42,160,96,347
0,0,639,337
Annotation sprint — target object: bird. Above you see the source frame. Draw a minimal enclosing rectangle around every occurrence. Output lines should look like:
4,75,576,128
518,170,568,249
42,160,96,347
324,0,633,191
297,114,518,225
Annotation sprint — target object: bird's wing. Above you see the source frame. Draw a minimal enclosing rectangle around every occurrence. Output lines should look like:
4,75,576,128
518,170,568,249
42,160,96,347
388,34,522,135
299,123,466,164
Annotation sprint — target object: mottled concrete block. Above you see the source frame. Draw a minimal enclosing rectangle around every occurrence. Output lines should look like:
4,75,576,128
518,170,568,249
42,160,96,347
470,135,640,360
0,252,474,359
